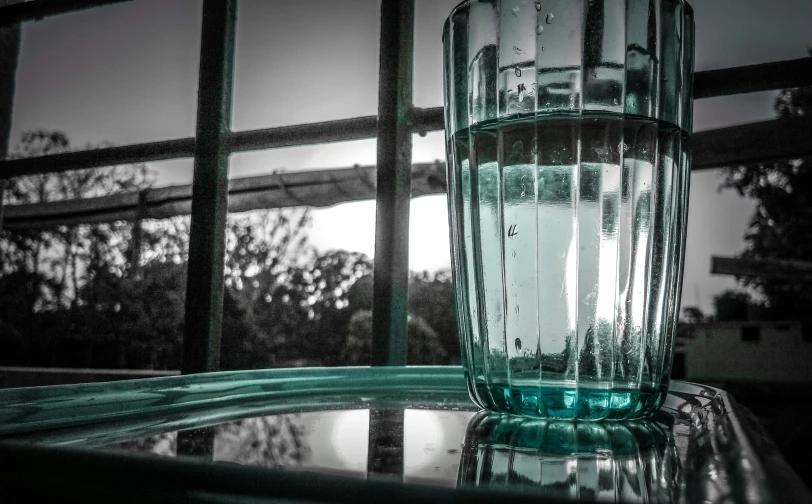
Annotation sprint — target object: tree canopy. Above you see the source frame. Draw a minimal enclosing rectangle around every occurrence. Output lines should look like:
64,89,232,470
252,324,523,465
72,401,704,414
716,84,812,321
0,130,459,372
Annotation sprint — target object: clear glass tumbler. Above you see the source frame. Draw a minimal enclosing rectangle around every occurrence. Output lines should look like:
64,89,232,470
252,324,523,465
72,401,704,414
443,0,694,420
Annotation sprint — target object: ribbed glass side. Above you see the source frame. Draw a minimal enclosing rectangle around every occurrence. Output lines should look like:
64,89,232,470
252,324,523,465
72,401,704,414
443,0,694,420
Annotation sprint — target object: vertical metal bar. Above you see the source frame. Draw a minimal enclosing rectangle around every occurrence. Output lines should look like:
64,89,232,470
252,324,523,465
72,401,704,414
371,0,415,366
177,427,215,461
0,0,22,234
366,408,404,482
128,189,146,280
182,0,237,374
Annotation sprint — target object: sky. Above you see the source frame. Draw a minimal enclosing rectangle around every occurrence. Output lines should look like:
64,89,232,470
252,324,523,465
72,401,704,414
7,0,812,313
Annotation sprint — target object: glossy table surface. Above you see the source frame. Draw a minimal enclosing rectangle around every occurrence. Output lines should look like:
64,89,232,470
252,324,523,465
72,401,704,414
0,366,808,503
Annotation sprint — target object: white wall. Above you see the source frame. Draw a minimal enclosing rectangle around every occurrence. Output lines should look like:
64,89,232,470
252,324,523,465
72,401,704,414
684,322,812,382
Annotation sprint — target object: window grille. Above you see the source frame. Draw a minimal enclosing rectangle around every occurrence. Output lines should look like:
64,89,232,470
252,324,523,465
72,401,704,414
0,0,811,375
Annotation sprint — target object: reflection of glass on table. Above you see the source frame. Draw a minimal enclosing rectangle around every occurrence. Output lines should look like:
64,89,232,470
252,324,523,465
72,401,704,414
458,412,681,502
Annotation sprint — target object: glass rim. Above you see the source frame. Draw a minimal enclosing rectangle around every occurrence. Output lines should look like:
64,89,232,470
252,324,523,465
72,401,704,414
443,0,695,35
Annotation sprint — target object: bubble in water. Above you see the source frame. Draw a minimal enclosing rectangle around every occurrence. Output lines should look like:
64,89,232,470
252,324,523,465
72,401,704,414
535,1,541,12
512,6,520,16
510,139,524,158
512,250,517,258
546,12,554,24
514,67,522,77
515,338,522,350
558,248,566,258
537,25,544,35
513,45,523,54
613,98,619,105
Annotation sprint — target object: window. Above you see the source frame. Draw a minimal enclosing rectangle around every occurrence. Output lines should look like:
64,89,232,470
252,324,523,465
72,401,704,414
741,326,761,343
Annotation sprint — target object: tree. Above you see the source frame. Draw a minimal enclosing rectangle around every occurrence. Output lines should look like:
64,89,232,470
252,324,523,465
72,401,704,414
1,129,460,371
719,82,812,321
0,130,317,370
340,309,450,365
680,306,708,324
340,270,454,365
2,131,154,309
0,130,155,366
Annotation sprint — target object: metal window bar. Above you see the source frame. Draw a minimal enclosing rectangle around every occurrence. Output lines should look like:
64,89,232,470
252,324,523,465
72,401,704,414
372,0,414,366
0,0,811,373
181,0,237,374
0,0,21,241
5,111,812,230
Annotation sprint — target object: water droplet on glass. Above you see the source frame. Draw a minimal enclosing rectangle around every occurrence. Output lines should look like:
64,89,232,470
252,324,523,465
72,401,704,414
515,337,522,350
512,6,520,16
613,98,619,105
537,25,544,35
558,248,566,258
513,45,523,54
546,12,554,24
514,67,522,77
512,250,517,258
535,1,541,12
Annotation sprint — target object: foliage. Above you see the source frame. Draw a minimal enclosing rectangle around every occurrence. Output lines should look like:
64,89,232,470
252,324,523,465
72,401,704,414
680,306,708,324
712,290,753,322
0,130,460,371
116,414,309,468
719,84,812,320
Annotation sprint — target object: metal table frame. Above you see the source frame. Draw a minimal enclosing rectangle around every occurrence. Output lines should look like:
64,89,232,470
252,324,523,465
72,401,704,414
0,366,809,503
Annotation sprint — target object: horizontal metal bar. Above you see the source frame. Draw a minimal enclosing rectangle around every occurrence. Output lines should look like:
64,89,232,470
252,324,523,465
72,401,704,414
0,58,809,179
0,111,438,179
692,116,812,170
229,114,378,152
3,115,811,229
4,114,812,228
1,137,196,178
694,57,812,100
0,0,133,28
2,162,446,229
711,256,812,282
0,366,179,377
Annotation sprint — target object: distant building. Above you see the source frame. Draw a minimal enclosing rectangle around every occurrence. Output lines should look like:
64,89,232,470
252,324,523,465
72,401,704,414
676,321,812,382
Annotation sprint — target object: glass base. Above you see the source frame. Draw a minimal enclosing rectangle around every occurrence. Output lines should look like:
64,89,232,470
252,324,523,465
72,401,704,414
472,380,668,421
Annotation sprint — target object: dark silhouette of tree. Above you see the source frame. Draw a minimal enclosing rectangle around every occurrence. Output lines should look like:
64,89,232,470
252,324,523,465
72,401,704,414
0,130,155,367
115,414,310,469
680,306,708,324
719,82,812,321
712,290,753,322
1,129,461,373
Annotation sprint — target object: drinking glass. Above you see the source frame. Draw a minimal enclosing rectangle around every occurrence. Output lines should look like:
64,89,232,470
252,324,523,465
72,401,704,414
443,0,694,420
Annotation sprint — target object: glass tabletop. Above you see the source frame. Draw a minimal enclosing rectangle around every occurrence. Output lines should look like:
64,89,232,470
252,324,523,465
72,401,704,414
0,367,807,503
